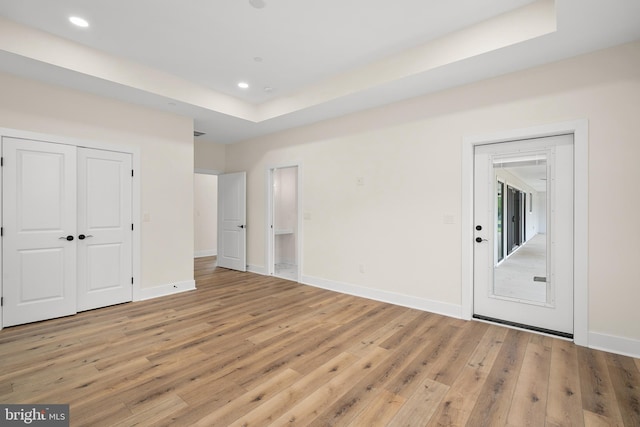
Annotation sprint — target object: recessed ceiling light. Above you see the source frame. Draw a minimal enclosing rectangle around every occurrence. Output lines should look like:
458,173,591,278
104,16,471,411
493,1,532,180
69,16,89,28
238,82,249,89
254,57,263,63
263,86,273,93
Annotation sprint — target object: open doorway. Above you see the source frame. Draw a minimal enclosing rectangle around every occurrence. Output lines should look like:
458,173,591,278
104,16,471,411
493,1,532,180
268,166,300,281
194,173,218,262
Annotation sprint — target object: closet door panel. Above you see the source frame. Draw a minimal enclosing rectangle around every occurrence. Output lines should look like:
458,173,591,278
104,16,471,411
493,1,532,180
77,148,132,311
2,137,77,326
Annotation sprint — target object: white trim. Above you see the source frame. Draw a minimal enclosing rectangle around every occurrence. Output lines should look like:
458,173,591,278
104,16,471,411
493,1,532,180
589,332,640,359
247,264,268,275
0,126,141,330
134,279,196,301
195,168,223,175
461,119,589,346
301,275,463,319
194,249,217,258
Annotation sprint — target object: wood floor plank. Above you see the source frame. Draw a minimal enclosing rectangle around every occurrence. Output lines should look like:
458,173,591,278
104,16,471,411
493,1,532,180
347,309,422,357
578,346,626,425
545,338,585,427
268,347,392,426
426,319,489,387
191,368,302,427
387,377,450,426
228,351,360,427
426,324,508,427
384,323,462,399
0,257,637,426
465,329,530,426
345,389,406,427
306,327,445,427
505,335,552,426
605,352,640,426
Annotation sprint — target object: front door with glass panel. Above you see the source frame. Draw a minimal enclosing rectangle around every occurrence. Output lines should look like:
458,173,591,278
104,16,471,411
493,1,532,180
473,135,574,336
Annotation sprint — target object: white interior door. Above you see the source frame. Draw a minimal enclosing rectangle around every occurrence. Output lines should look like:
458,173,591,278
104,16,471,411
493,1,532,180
2,137,77,326
473,135,574,336
77,148,132,311
217,172,246,271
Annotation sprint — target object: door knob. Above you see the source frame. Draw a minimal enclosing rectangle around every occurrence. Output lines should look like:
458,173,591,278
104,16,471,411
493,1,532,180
237,225,245,229
78,234,94,240
475,237,488,243
59,235,74,241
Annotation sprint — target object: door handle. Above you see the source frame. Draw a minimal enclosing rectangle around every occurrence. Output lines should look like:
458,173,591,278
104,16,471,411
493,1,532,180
475,237,488,243
59,235,74,241
78,234,94,240
237,225,245,229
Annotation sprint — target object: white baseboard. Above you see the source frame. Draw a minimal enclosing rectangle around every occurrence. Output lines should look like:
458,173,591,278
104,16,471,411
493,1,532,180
134,279,196,301
247,264,268,275
194,249,217,258
588,332,640,358
301,275,462,319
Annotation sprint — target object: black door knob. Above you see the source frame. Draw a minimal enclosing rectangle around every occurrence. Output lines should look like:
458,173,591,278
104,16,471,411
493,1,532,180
475,237,483,243
476,225,482,231
66,235,74,241
78,234,86,240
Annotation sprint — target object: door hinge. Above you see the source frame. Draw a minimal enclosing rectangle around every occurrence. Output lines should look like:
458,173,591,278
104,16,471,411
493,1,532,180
131,223,134,231
131,277,134,285
1,227,3,237
1,297,3,307
131,169,134,177
1,157,3,166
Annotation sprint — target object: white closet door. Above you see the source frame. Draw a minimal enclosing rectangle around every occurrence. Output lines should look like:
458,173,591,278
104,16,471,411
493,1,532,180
2,137,77,327
77,148,132,311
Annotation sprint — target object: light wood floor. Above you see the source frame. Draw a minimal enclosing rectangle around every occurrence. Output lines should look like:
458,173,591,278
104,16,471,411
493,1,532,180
1,257,638,426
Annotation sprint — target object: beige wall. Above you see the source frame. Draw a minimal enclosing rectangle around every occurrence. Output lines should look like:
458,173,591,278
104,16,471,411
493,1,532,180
194,173,218,256
226,41,640,342
195,138,226,173
0,71,194,289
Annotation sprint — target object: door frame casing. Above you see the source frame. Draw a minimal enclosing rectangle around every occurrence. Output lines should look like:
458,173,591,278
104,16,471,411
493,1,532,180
461,120,588,346
0,127,141,331
265,163,303,281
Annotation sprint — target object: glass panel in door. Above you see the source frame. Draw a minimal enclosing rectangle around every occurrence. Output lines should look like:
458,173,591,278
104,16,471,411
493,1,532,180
493,155,547,304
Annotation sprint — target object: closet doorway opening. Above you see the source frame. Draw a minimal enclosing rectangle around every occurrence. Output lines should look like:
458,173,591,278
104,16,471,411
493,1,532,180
268,165,300,281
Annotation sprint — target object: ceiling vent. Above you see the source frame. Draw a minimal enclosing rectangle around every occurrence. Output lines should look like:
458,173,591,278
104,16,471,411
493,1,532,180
194,131,205,137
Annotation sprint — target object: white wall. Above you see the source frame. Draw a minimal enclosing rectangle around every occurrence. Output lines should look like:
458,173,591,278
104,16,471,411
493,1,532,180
0,71,194,291
194,173,218,257
195,138,226,173
226,41,640,349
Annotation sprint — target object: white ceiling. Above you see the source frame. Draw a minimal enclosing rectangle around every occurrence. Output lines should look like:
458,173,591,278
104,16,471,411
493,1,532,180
0,0,639,143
